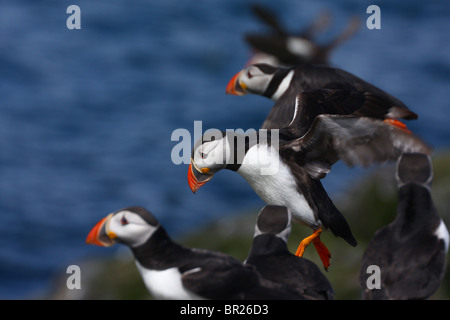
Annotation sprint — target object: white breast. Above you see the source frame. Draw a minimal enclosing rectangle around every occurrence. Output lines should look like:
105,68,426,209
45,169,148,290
238,144,318,228
135,263,206,300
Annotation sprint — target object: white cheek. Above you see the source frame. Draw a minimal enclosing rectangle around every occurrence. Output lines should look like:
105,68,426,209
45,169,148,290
206,147,223,164
251,77,271,94
127,225,156,247
198,141,229,167
111,221,157,248
213,143,229,164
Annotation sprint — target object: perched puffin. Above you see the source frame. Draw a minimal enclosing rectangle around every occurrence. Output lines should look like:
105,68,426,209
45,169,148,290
86,206,305,300
359,153,449,300
245,4,360,67
245,205,334,299
226,63,418,130
188,91,432,269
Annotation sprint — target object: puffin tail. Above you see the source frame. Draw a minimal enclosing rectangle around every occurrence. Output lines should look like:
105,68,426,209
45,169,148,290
315,186,357,247
327,208,358,247
310,179,357,247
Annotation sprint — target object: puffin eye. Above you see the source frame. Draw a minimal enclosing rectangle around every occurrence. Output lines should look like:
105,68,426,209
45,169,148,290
121,216,129,226
247,70,253,79
201,152,206,159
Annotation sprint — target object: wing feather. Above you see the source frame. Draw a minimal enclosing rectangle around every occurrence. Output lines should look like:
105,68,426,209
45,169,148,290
283,115,432,178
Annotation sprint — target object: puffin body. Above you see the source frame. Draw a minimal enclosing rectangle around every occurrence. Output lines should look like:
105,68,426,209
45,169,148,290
245,205,335,299
226,63,418,130
86,206,304,300
359,153,449,300
188,97,431,268
236,139,356,247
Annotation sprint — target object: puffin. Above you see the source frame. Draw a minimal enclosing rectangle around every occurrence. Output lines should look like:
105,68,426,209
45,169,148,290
188,90,432,269
245,205,335,299
359,153,449,300
86,206,305,300
226,63,418,131
245,4,360,67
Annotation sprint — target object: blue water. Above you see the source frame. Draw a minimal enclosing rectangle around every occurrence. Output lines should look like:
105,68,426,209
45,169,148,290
1,0,449,299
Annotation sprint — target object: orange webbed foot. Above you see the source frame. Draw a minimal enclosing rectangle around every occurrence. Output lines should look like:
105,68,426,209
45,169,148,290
295,229,331,270
312,236,331,271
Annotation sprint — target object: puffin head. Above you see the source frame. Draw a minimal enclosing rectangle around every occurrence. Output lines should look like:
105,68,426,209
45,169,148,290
395,153,433,188
188,130,232,193
226,64,279,97
254,205,292,243
86,206,160,248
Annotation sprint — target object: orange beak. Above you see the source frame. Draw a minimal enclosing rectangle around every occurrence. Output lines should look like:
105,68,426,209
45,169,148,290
188,163,213,193
226,71,247,95
86,214,116,247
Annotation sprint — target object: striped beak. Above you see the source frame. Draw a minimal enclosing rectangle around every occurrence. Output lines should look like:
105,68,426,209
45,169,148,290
226,70,247,95
86,214,117,247
188,162,214,194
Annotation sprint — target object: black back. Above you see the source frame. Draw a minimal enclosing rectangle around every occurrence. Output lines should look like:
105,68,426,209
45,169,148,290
262,64,417,130
131,219,305,300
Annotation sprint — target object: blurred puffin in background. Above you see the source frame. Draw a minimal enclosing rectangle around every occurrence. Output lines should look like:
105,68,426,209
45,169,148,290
244,4,360,67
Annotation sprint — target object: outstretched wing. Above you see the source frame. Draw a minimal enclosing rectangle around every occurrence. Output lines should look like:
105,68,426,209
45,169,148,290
282,114,432,179
286,89,401,138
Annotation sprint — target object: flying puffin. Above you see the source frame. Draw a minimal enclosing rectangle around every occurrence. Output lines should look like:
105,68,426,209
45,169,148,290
86,206,305,300
359,153,449,300
245,4,360,67
226,63,418,131
245,205,334,299
188,90,432,269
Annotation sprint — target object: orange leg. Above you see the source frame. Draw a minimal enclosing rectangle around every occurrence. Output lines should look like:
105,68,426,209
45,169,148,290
313,236,331,271
295,228,331,270
295,229,322,257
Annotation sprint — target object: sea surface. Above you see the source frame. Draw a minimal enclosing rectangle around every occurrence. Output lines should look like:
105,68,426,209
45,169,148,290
0,0,449,299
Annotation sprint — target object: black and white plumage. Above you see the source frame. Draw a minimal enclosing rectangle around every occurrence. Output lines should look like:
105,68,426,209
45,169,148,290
245,205,334,299
86,206,304,300
245,4,360,67
359,153,449,300
226,63,418,130
188,91,432,269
